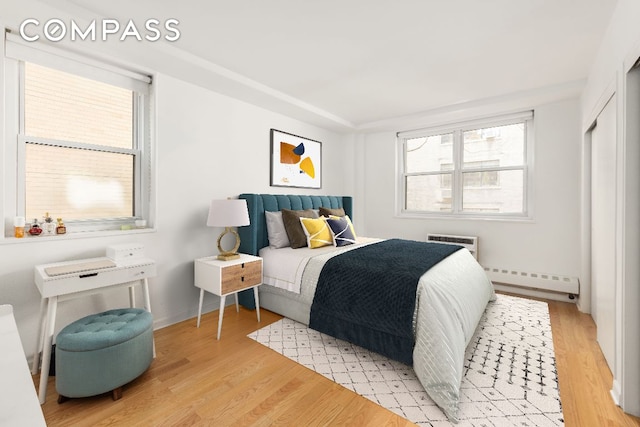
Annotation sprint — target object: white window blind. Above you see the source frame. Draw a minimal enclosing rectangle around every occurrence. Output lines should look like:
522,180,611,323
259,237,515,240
5,32,151,93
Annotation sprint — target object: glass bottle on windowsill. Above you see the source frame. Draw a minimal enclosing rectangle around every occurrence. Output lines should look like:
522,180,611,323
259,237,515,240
42,212,55,236
28,219,42,236
14,216,25,238
56,218,66,235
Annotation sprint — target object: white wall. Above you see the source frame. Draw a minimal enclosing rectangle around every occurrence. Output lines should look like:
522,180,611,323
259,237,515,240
0,70,351,361
582,0,640,123
580,0,640,416
356,97,582,279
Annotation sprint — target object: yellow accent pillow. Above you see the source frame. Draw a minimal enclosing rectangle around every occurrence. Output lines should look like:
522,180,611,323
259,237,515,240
299,217,333,248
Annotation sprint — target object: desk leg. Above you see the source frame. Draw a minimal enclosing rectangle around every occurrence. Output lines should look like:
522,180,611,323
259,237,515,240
38,296,58,404
197,288,204,328
254,286,261,323
128,286,136,308
217,295,226,340
142,278,152,313
141,278,155,357
234,293,239,312
31,297,47,375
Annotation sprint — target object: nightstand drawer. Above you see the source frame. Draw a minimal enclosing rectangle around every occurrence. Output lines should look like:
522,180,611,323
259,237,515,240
221,260,261,294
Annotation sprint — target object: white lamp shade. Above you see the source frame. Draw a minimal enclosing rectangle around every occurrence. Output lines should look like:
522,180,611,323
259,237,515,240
207,199,250,227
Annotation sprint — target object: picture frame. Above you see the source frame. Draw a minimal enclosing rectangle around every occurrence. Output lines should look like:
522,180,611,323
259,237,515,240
270,129,322,189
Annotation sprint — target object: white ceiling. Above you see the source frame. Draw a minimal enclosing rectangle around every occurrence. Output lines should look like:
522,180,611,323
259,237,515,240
11,1,619,130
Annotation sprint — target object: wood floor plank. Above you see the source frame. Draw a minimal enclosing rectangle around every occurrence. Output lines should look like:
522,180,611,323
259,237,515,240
548,299,640,427
36,297,640,426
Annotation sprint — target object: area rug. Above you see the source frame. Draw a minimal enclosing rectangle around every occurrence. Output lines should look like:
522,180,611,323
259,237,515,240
248,294,564,426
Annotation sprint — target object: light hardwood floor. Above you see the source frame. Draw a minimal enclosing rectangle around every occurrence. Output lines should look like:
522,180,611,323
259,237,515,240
37,297,640,426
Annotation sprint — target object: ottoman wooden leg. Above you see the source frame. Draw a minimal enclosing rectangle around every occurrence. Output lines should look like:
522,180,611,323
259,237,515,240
57,394,69,404
112,387,122,401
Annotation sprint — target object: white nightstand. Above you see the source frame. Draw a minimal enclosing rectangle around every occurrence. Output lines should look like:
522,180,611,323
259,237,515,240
194,254,262,339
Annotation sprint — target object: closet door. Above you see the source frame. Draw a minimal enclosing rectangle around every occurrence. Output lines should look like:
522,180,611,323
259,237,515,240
590,95,616,371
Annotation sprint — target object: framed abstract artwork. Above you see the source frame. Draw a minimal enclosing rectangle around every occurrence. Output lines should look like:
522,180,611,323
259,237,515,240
270,129,322,189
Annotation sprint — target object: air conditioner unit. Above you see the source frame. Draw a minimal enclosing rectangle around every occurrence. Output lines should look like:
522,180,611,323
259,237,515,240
426,233,478,259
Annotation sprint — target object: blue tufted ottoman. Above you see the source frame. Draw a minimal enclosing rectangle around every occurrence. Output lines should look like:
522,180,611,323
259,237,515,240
55,308,153,402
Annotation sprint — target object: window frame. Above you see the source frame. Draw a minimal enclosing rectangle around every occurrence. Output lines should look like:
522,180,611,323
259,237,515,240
2,30,155,238
397,111,534,220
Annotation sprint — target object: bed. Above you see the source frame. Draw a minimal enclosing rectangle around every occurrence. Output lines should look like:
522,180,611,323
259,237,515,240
237,193,495,421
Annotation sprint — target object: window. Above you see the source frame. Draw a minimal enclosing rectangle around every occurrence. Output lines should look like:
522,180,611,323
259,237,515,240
4,32,154,235
398,112,533,218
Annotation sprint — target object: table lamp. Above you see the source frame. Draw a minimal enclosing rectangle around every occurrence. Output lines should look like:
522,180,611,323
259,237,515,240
207,199,250,260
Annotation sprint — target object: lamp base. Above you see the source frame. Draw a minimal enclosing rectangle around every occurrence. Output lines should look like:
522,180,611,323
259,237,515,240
217,227,242,261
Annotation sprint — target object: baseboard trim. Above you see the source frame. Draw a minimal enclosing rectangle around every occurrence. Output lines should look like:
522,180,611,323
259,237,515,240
611,379,621,406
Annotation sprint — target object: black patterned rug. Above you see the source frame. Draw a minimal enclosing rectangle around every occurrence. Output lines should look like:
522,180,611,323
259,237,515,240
248,294,564,426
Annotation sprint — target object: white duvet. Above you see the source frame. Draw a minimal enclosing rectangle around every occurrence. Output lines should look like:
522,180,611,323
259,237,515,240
412,247,496,420
259,238,495,421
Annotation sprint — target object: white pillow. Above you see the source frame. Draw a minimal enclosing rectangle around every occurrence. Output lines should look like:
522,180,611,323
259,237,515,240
265,211,290,248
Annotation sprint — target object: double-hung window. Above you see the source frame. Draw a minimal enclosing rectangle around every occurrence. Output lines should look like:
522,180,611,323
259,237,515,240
398,111,533,218
4,32,154,235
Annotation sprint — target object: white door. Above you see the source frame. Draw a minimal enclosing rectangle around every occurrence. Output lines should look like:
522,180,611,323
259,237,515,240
590,95,617,371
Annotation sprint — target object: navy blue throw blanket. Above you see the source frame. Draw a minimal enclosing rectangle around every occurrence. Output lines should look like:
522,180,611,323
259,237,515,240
309,239,463,366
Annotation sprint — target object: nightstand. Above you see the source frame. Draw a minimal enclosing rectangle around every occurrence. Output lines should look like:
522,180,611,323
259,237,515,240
194,254,262,339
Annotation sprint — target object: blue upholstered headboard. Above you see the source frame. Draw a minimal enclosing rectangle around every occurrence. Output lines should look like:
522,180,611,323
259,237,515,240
237,194,353,256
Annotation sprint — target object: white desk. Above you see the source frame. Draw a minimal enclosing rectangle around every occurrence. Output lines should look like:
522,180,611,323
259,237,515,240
32,256,156,404
0,305,46,426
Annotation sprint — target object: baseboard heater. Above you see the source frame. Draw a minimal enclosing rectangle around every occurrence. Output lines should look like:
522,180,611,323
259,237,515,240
426,233,478,259
426,233,579,298
484,267,580,298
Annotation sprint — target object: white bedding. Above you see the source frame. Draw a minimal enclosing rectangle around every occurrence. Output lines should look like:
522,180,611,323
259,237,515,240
413,247,496,420
259,237,380,293
259,239,495,421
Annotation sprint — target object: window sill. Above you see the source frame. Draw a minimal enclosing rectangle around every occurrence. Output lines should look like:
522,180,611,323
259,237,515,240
396,212,534,223
1,227,155,245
